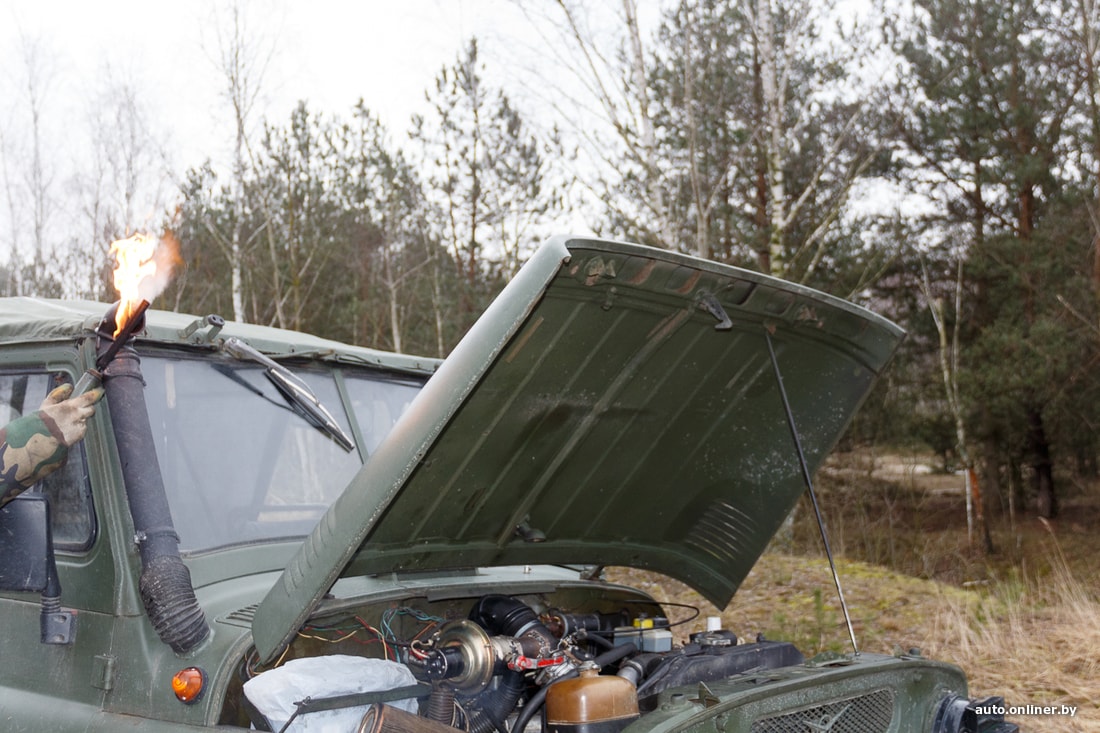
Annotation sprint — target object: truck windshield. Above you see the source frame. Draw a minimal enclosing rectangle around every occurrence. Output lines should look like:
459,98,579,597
138,351,423,553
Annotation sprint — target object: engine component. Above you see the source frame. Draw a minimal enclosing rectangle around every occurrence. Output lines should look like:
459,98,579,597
359,703,464,733
634,640,804,699
420,620,501,693
420,619,568,693
688,630,738,647
414,596,567,733
469,595,560,661
611,626,672,653
546,661,639,733
510,642,640,733
541,609,630,638
424,685,458,726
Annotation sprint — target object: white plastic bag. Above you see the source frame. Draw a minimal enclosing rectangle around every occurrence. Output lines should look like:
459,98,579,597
243,655,418,732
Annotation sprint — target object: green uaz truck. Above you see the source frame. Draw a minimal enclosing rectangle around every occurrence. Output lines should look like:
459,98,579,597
0,237,1014,732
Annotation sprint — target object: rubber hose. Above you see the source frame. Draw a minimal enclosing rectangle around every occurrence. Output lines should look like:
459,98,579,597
426,685,457,726
468,669,525,733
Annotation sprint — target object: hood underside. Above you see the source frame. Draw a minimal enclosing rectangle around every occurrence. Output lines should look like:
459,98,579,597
252,237,904,662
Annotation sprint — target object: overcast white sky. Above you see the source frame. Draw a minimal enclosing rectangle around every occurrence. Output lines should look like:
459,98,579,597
0,0,680,260
1,0,569,171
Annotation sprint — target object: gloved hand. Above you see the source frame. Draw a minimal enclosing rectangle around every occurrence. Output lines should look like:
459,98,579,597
0,383,104,506
39,383,104,446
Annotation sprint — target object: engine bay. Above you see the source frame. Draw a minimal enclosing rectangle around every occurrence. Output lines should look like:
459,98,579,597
223,585,803,732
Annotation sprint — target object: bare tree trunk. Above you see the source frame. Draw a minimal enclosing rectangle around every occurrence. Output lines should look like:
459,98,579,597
5,34,57,294
1007,459,1017,538
536,0,676,245
82,71,163,301
213,1,274,324
25,42,49,290
230,140,246,323
921,258,994,553
754,0,787,277
623,0,674,247
430,248,446,358
228,53,249,323
678,4,710,259
752,42,770,273
383,247,403,354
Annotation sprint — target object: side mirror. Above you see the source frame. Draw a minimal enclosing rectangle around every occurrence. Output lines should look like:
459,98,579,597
0,494,74,644
0,494,50,592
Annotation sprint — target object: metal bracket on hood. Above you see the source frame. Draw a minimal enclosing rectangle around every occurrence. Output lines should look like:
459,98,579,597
579,565,605,581
697,293,733,331
177,313,226,343
582,256,617,286
689,682,721,708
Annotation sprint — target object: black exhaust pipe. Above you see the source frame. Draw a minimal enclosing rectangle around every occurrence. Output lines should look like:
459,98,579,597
98,303,210,654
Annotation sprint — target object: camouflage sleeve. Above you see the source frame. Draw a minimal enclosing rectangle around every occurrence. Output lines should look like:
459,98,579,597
0,411,69,508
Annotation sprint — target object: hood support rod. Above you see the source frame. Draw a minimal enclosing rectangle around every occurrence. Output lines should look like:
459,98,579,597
764,329,859,656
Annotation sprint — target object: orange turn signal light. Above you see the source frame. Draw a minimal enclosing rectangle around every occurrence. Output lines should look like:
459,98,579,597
171,666,205,704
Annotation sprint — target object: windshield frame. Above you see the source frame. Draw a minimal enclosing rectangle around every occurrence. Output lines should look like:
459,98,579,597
134,345,427,555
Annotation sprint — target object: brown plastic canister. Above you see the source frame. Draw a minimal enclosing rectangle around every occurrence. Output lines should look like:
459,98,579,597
545,663,640,733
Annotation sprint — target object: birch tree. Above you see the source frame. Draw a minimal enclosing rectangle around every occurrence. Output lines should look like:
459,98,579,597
520,0,676,247
1067,0,1100,333
211,1,275,323
919,258,995,551
328,102,444,353
534,0,884,282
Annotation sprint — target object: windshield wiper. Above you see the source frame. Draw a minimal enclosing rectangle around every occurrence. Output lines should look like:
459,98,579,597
220,336,355,452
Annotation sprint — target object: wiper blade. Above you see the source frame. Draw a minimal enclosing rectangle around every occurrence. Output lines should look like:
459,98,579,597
220,336,355,452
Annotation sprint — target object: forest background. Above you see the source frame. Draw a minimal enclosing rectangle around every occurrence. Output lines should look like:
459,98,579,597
4,0,1100,631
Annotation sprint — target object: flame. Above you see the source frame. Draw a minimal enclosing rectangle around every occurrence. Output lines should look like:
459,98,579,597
109,232,180,337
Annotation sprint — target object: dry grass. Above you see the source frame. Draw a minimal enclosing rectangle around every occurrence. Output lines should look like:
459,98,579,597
921,541,1100,732
816,451,1100,730
610,558,1100,731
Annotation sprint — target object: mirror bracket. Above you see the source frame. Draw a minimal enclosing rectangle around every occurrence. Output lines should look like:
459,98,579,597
0,494,76,645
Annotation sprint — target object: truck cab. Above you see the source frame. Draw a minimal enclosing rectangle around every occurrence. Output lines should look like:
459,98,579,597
0,296,435,729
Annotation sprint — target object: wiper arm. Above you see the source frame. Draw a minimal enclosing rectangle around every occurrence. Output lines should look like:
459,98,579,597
220,336,355,452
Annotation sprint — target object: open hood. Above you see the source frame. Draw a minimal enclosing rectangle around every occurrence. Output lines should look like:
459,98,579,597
252,237,904,662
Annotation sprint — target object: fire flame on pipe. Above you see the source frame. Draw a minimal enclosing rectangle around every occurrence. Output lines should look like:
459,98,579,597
109,233,180,337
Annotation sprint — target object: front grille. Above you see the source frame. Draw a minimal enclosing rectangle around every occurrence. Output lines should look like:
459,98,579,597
751,689,895,733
